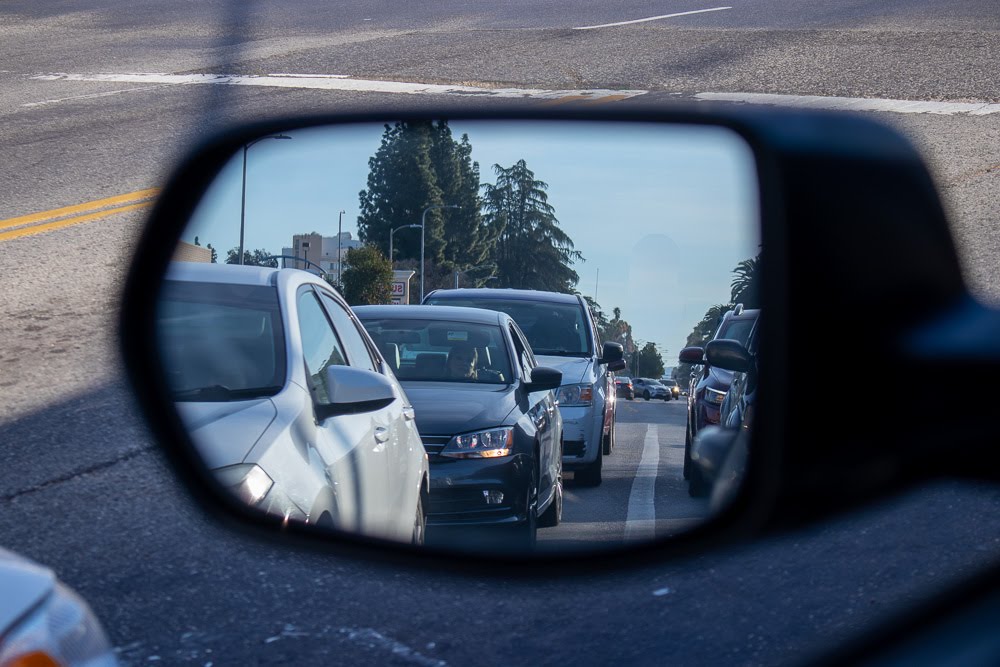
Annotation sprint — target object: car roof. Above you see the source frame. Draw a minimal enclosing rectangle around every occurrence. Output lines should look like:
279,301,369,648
424,287,582,306
165,261,280,286
354,304,510,326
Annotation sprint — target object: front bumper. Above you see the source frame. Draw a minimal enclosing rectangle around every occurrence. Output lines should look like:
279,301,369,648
426,454,532,526
557,404,601,468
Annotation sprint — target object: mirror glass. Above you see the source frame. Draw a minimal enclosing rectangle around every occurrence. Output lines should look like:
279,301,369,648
156,119,761,555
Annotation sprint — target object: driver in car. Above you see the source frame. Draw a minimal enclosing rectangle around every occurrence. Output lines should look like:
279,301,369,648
446,342,478,380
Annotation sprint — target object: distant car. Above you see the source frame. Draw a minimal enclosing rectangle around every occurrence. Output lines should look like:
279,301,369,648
157,263,430,544
356,304,564,549
679,304,759,496
422,288,625,486
615,376,635,400
660,378,681,400
0,547,119,667
632,377,669,401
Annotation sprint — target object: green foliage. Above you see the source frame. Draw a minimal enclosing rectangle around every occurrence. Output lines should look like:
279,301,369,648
357,121,489,273
730,253,760,307
482,159,581,292
225,247,277,267
636,342,665,379
339,246,393,306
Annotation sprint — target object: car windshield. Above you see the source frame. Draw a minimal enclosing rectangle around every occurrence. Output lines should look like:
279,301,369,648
422,297,592,357
715,317,757,347
156,280,286,401
360,318,512,384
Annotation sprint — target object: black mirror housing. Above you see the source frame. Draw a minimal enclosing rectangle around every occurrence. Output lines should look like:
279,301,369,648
705,339,751,373
525,366,562,393
599,341,624,364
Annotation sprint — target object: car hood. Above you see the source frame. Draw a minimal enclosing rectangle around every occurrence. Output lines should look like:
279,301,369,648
535,355,592,385
175,399,278,469
0,547,55,635
401,382,519,435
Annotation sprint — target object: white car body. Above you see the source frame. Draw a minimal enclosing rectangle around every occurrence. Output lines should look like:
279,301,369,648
0,547,118,666
161,263,429,544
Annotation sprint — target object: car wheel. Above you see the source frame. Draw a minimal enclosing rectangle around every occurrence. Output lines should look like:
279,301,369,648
643,391,650,401
510,474,539,549
683,424,692,480
688,462,710,498
537,471,562,528
575,449,603,487
411,492,427,546
602,413,615,455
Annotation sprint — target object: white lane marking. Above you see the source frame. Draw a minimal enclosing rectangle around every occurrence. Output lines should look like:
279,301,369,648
29,72,647,102
695,92,1000,116
624,423,659,542
575,7,732,30
22,84,173,108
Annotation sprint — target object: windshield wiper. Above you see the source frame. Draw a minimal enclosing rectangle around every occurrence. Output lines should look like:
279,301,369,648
173,385,283,401
532,349,590,357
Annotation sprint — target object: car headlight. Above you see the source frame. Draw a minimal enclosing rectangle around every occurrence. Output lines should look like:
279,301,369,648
555,383,594,406
0,582,119,667
215,463,273,505
441,427,514,459
704,387,727,405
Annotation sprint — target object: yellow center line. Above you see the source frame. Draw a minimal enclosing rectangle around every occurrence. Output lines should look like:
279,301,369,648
0,201,154,243
0,188,159,232
583,94,630,105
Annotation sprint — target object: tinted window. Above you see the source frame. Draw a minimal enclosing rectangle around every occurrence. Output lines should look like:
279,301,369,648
423,296,592,357
157,281,285,401
297,291,348,402
319,292,378,373
716,317,757,346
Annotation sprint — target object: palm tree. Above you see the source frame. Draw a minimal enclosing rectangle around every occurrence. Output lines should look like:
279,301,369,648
730,254,760,307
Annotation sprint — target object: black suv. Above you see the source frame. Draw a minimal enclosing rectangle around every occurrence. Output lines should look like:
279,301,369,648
678,304,759,497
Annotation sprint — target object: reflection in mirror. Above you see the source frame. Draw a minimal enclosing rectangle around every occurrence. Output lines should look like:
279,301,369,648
157,119,761,555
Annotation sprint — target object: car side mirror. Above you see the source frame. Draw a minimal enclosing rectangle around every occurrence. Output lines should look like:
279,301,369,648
599,341,624,365
315,366,397,420
705,339,752,373
525,366,562,393
607,359,627,372
679,346,705,365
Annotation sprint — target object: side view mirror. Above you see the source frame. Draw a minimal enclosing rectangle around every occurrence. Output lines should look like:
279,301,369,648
316,366,397,420
525,366,562,393
599,341,625,365
705,339,752,374
606,359,627,372
120,104,989,570
678,346,705,365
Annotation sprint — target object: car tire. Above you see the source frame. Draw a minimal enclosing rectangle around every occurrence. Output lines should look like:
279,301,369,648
688,462,710,498
575,449,603,487
411,492,427,546
510,475,539,549
643,391,650,401
683,424,692,480
538,471,562,528
602,413,615,455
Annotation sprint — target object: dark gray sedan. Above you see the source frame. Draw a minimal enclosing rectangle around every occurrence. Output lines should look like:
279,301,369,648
355,305,564,551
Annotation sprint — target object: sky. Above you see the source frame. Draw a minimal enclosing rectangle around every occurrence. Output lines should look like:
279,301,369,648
184,120,760,366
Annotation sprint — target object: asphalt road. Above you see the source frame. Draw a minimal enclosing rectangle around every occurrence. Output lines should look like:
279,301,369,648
2,1,1000,665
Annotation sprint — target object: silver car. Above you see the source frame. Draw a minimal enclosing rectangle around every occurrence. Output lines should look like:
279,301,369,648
156,263,430,544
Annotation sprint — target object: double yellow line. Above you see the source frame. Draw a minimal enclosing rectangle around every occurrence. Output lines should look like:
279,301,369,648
0,188,159,243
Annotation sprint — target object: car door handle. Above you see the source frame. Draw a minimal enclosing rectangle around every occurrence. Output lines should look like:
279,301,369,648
374,427,389,443
402,407,416,421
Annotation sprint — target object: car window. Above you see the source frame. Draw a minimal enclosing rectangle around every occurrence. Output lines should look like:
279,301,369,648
716,317,757,346
360,317,512,384
508,323,534,380
422,296,592,357
318,291,378,373
297,290,348,402
157,280,286,400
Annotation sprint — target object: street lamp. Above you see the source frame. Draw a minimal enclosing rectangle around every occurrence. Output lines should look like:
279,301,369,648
336,209,347,286
420,204,460,302
239,134,291,265
389,224,422,269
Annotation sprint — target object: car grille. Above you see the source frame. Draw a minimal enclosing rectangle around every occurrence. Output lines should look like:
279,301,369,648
419,435,451,457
